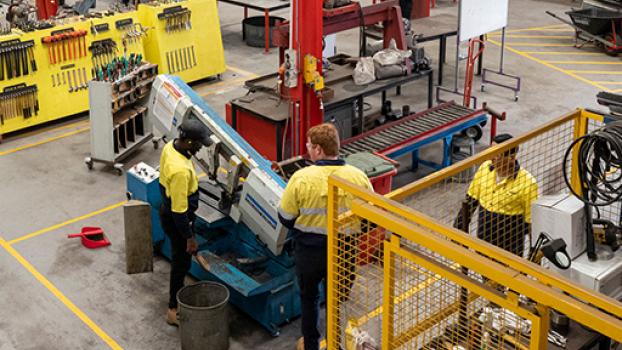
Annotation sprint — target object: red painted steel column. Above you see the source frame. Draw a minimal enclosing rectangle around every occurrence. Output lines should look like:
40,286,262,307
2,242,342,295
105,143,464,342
412,0,430,19
288,0,324,156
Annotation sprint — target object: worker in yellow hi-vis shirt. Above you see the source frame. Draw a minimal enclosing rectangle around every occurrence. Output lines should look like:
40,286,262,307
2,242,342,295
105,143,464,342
159,119,211,326
278,123,373,350
455,133,539,257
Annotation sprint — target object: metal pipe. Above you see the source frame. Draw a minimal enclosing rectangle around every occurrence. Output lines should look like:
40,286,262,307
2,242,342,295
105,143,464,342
500,27,506,73
454,38,460,92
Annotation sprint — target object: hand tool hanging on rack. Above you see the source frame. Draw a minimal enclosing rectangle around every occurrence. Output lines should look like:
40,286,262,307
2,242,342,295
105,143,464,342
92,53,144,82
42,30,89,64
89,38,117,75
158,7,192,33
0,84,39,125
0,39,37,80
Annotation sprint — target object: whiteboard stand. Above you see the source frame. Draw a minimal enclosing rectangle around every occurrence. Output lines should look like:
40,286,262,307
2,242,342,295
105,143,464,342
436,0,509,108
435,36,480,108
481,27,522,102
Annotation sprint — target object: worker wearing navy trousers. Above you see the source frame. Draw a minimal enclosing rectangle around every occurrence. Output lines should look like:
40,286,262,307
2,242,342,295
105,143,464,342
278,123,373,350
454,133,539,257
159,119,211,326
400,0,412,19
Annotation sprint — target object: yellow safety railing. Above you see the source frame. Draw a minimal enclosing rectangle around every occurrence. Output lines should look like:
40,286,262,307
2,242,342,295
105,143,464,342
327,109,622,350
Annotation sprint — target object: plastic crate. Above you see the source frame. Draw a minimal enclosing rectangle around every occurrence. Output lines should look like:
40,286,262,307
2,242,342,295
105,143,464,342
369,168,398,195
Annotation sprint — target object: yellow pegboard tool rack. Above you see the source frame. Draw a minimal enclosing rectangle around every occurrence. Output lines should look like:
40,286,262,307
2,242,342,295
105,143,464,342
0,0,225,140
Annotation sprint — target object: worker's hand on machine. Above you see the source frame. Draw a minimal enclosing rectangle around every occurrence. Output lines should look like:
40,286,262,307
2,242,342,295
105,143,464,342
187,237,198,255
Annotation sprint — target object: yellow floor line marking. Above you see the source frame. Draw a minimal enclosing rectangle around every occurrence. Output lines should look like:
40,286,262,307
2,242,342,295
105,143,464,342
487,35,574,39
226,65,257,77
200,76,247,90
612,89,622,93
501,24,569,33
594,81,622,85
515,29,575,32
567,70,622,75
6,120,89,141
544,61,622,65
0,236,123,349
521,51,603,55
0,126,90,157
503,43,590,47
200,76,251,98
487,39,612,92
8,201,127,245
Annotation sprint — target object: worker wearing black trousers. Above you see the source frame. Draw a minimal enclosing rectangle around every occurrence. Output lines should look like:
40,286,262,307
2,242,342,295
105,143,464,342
400,0,412,19
159,119,211,326
278,123,373,350
454,133,539,257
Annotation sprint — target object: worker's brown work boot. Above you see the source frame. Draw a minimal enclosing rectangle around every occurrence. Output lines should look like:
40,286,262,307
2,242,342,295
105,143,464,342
296,337,304,350
166,308,179,326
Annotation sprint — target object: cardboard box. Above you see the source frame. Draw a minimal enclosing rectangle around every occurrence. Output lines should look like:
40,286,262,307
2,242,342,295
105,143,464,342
531,193,586,259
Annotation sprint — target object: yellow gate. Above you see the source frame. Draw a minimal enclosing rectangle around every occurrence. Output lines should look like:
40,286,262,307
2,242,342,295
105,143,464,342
326,109,622,350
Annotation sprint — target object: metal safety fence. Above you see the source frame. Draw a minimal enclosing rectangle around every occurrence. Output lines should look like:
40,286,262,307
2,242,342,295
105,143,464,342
326,109,622,350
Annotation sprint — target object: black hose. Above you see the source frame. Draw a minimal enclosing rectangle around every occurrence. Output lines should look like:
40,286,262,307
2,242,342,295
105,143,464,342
562,120,622,260
562,120,622,207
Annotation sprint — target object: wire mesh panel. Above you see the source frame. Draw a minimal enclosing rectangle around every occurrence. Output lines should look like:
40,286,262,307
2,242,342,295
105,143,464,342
327,211,386,350
327,110,622,350
326,194,545,350
385,238,535,350
584,117,622,243
401,117,577,260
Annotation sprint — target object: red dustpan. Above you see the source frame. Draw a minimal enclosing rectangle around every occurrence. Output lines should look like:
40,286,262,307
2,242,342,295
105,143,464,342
68,227,111,249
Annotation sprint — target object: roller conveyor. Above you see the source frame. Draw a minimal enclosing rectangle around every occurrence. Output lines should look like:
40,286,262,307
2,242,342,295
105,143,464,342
340,101,487,157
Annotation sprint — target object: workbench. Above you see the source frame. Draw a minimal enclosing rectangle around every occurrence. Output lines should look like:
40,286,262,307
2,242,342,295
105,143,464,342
228,60,434,160
218,0,290,53
365,13,458,86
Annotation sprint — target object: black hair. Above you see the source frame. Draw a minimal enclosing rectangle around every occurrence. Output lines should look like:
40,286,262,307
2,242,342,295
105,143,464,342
493,133,518,155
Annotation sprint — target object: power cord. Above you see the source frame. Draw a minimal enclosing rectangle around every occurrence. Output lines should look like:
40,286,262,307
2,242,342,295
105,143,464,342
563,120,622,207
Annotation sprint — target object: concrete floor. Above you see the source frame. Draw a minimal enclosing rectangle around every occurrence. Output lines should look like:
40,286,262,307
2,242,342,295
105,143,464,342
0,0,620,349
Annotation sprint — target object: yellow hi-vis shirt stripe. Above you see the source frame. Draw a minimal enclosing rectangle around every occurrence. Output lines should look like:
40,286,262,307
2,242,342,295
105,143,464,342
279,164,373,235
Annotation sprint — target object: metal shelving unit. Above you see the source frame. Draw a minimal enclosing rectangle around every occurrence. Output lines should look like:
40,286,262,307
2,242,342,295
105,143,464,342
85,64,158,175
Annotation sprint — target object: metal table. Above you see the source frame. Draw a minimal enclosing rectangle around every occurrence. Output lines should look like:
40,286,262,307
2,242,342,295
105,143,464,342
365,13,458,86
245,61,434,122
218,0,290,53
230,61,434,160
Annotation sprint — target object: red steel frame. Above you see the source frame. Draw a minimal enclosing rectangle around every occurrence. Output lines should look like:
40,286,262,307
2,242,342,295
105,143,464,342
272,0,406,157
463,38,485,108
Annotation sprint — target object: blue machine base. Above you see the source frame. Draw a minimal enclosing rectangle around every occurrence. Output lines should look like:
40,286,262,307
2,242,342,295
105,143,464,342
127,172,300,336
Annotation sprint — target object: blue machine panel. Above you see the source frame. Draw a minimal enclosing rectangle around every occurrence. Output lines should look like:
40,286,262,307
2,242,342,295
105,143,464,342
127,167,300,336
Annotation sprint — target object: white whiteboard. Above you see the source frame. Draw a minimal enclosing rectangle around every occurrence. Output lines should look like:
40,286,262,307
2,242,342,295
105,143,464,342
459,0,509,40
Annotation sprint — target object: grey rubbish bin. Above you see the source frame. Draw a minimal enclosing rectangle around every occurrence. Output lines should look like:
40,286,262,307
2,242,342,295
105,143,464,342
177,281,230,350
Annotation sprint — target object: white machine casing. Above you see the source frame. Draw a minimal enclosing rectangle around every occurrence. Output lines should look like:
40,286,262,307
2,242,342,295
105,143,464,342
147,76,194,142
531,193,586,259
548,249,622,300
148,75,288,256
239,169,287,255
